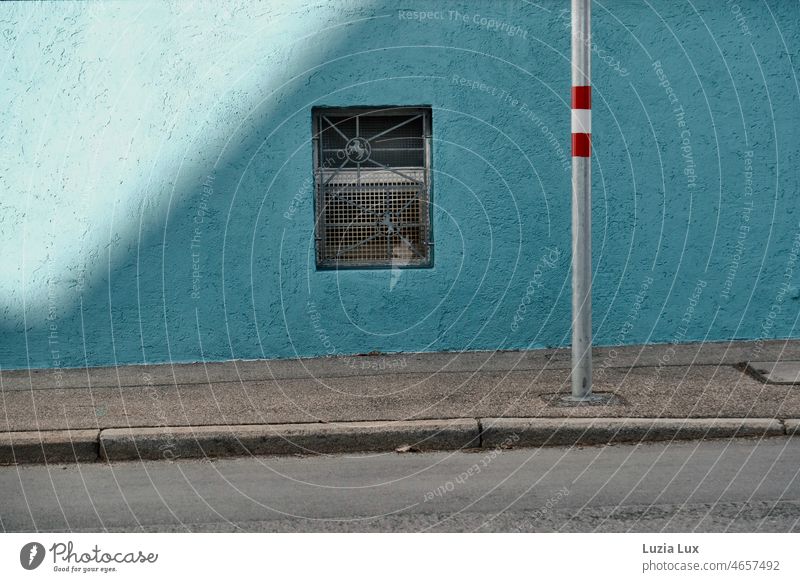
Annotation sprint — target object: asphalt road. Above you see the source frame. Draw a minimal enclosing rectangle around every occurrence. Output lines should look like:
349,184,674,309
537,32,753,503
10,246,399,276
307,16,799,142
2,437,800,532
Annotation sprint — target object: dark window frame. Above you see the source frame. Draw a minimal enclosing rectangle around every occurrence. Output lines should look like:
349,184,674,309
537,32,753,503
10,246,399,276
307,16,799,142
312,106,433,270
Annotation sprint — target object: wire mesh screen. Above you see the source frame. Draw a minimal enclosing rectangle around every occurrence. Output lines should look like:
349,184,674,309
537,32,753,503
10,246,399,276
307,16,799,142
313,107,432,268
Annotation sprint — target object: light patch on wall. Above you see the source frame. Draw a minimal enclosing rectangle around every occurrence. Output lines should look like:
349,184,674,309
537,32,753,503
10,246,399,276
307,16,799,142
0,0,348,320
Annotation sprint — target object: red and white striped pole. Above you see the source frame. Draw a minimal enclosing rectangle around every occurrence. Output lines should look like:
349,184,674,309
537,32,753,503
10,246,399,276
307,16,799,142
571,0,592,399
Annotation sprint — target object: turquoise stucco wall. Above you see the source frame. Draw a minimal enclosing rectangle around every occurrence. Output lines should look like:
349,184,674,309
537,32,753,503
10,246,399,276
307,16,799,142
1,0,799,370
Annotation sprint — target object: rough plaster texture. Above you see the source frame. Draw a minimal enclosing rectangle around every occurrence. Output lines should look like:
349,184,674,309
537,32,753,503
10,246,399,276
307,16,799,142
1,1,799,371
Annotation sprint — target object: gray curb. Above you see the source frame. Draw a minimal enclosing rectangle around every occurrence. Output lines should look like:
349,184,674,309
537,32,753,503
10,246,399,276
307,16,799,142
0,430,99,464
99,419,481,461
481,418,785,448
0,418,794,465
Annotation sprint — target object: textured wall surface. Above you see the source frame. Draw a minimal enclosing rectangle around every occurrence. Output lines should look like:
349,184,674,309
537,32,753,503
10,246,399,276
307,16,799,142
1,0,798,371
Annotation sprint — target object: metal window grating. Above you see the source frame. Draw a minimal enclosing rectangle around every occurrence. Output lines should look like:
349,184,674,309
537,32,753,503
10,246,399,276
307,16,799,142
313,107,432,269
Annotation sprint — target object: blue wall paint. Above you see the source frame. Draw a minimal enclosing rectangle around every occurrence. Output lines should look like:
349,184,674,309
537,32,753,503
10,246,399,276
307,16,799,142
1,0,798,370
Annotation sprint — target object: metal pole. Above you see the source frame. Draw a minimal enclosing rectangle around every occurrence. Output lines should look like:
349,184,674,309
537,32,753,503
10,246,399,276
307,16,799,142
571,0,592,398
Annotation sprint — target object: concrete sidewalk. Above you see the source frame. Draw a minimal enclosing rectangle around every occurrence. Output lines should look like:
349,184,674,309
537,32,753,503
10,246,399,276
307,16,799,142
2,339,799,463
